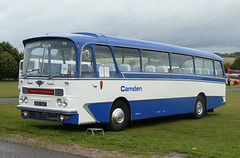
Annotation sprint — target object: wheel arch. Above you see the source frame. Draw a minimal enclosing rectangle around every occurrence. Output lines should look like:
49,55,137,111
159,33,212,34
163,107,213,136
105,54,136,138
112,97,131,121
197,92,207,109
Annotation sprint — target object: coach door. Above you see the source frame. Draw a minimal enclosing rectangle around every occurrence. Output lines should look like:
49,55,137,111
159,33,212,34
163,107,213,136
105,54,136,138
80,45,118,97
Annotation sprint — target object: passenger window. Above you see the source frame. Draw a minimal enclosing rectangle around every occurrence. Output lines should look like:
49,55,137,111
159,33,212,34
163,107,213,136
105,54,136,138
195,57,214,76
215,61,224,77
171,54,194,74
95,45,117,77
81,47,95,77
142,50,170,73
114,47,140,72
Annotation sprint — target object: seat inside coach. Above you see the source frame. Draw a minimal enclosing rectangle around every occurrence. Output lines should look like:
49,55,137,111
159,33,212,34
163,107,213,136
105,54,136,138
182,68,194,74
81,64,93,72
119,64,132,71
172,68,182,74
97,63,117,77
216,69,224,77
156,66,168,73
118,64,141,72
145,65,156,72
196,68,215,76
132,65,141,71
200,68,210,76
82,62,221,77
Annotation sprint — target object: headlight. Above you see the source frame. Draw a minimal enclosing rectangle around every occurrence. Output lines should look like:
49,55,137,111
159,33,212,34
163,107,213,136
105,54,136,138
19,97,24,103
23,111,28,117
62,99,68,107
24,97,28,104
19,97,28,104
57,99,62,107
57,99,68,107
59,115,64,121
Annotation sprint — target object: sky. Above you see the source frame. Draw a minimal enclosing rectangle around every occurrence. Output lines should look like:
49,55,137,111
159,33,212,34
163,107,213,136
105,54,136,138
1,0,240,53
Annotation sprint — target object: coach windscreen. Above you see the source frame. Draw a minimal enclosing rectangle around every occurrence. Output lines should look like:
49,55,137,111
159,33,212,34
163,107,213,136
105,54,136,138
22,39,77,77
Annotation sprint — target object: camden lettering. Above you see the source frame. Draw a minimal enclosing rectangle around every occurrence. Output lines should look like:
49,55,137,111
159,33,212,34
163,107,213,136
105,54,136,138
121,86,142,92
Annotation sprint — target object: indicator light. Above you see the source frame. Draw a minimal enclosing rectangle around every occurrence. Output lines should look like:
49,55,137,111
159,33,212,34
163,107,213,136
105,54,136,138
100,80,103,89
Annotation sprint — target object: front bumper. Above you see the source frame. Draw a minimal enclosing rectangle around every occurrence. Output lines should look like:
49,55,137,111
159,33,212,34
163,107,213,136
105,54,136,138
17,105,79,124
17,105,77,115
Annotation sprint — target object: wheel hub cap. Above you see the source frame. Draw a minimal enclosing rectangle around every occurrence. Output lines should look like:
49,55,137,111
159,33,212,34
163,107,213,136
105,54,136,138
196,101,203,115
112,108,125,126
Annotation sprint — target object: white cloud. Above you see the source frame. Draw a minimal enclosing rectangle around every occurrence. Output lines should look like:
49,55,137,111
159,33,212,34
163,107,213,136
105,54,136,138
1,0,240,53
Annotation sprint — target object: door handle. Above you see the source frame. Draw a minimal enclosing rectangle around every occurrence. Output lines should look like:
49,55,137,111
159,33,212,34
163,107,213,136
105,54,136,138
92,84,97,88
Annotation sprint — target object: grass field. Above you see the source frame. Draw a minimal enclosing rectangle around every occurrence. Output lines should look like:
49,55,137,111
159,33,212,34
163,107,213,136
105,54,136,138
0,81,19,98
223,58,235,64
226,84,240,89
0,91,239,157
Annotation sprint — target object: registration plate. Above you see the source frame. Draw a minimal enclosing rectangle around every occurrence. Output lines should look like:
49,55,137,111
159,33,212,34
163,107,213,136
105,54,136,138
34,101,47,107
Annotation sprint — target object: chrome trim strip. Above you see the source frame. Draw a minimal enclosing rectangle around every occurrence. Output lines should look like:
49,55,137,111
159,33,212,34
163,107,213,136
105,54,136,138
19,77,225,84
83,104,97,122
122,71,225,80
17,105,78,115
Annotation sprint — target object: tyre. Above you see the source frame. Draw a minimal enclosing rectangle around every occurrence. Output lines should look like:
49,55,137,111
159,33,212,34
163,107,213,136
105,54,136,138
193,95,206,119
107,100,130,131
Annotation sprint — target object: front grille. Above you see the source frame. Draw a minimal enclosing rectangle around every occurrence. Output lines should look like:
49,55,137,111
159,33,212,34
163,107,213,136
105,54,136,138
28,111,59,121
22,87,64,96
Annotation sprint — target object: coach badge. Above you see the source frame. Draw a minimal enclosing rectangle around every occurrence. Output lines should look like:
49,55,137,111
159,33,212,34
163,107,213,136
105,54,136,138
36,80,44,87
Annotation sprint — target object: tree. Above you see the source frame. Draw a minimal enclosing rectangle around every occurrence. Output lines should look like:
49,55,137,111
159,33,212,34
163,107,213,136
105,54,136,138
230,57,240,70
0,41,23,64
0,52,18,80
224,63,231,72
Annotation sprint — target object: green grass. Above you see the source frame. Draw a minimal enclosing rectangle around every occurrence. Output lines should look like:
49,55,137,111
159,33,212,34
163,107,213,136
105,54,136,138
0,81,19,98
226,84,240,89
0,91,240,157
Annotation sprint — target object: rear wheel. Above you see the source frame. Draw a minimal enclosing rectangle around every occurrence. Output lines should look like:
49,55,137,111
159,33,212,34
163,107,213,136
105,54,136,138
193,95,206,119
107,100,130,131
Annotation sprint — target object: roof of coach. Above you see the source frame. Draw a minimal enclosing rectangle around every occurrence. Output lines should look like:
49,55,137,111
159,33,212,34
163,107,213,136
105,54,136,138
23,32,223,61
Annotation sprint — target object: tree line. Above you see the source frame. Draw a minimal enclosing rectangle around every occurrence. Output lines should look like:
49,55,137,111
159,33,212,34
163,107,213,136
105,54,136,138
0,41,23,80
215,52,240,72
215,52,240,58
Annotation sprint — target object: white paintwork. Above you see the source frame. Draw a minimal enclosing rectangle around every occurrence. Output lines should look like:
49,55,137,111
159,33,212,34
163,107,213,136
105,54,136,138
18,77,225,125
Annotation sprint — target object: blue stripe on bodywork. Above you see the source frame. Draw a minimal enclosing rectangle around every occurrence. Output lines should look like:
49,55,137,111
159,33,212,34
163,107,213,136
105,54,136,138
130,97,195,120
87,96,224,123
123,73,225,83
88,102,112,123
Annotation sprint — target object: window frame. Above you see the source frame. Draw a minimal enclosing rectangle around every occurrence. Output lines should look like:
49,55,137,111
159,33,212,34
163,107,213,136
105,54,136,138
170,53,194,74
94,44,118,78
195,56,215,77
113,46,141,72
141,49,170,73
214,60,225,78
80,46,95,78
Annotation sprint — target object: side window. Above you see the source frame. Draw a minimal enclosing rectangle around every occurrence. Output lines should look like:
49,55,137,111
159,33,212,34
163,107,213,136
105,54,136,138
114,47,140,72
195,57,214,76
142,50,170,73
95,45,117,77
81,47,95,77
215,61,224,77
171,53,194,74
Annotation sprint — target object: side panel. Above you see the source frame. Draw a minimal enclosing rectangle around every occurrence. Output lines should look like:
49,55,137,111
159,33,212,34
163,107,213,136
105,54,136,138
131,97,195,120
207,96,224,110
84,79,225,123
19,78,226,125
88,102,112,123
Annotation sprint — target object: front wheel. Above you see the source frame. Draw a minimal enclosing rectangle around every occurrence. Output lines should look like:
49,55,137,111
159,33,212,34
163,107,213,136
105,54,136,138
107,100,130,131
192,96,206,119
